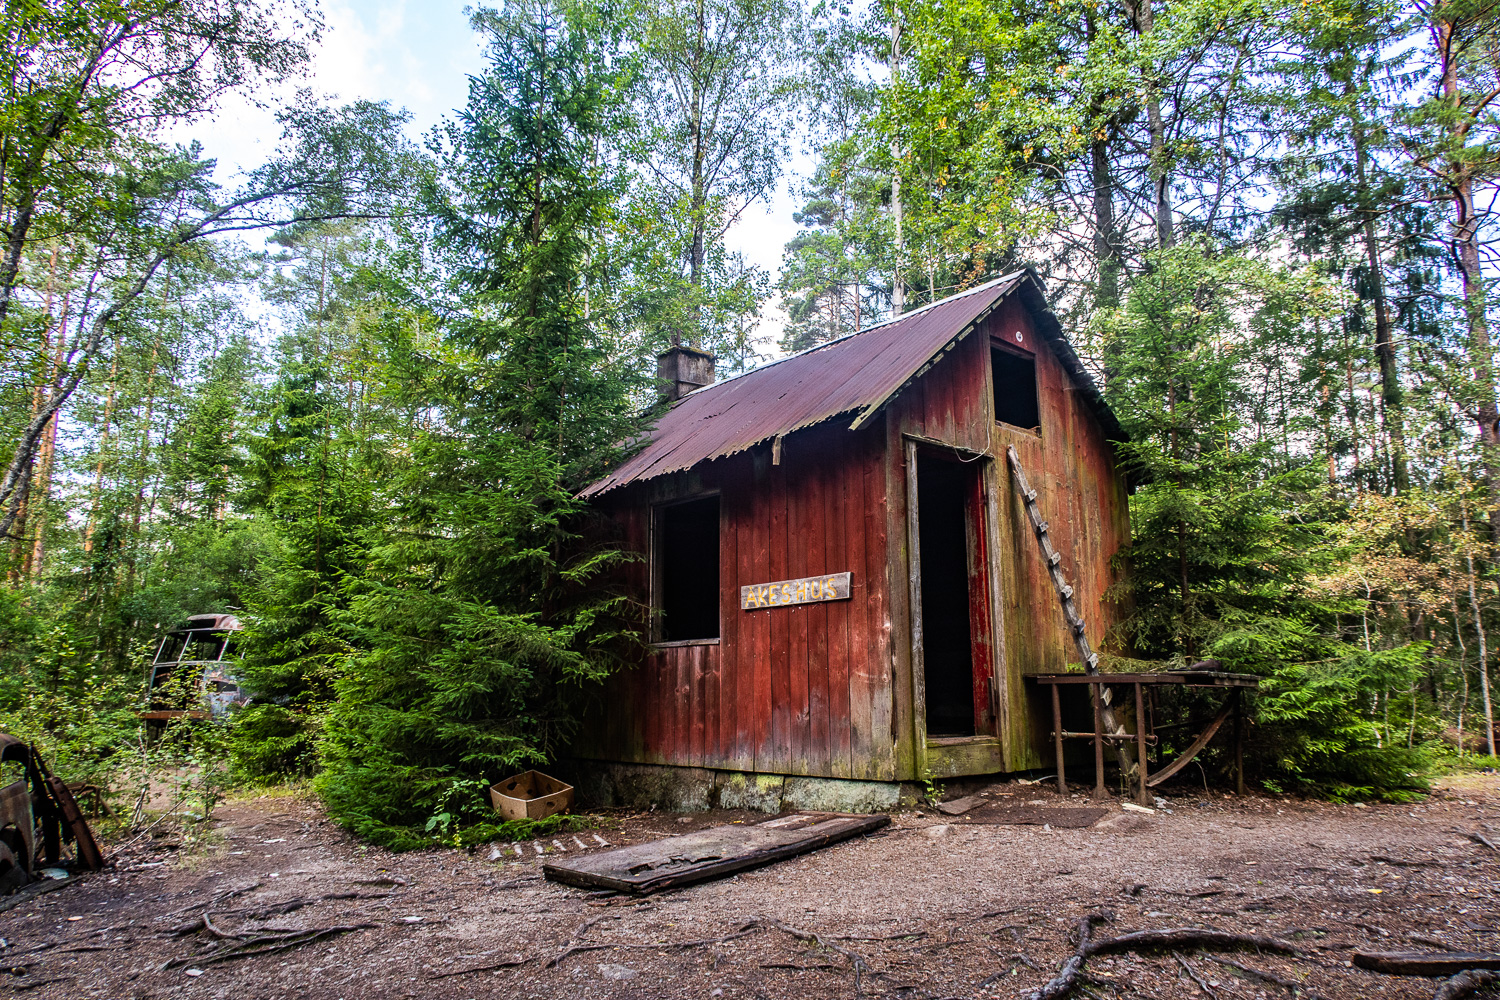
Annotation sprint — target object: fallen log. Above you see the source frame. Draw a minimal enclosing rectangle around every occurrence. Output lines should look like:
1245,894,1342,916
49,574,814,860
1353,952,1500,976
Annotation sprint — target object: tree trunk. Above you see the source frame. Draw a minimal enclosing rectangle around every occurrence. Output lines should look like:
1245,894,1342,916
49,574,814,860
1456,176,1500,545
688,0,707,292
1436,17,1500,545
1085,14,1120,313
1125,0,1174,250
83,335,122,557
1092,136,1120,310
1352,119,1407,495
27,291,70,578
889,18,906,313
1464,506,1496,756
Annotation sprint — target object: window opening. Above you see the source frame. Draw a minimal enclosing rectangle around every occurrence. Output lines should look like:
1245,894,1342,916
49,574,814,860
992,345,1039,430
155,633,188,664
182,631,226,662
657,496,721,641
917,456,976,737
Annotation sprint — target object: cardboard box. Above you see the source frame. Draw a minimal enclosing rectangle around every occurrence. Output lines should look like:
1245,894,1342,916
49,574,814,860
490,770,574,821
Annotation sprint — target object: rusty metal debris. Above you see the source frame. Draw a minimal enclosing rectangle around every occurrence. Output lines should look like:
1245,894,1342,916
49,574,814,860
0,733,104,898
139,614,251,734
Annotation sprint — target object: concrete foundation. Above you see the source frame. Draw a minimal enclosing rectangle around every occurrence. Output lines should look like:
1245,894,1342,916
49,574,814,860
567,760,913,814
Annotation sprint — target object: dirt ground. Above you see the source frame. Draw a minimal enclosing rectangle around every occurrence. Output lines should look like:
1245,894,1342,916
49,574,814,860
2,771,1498,1000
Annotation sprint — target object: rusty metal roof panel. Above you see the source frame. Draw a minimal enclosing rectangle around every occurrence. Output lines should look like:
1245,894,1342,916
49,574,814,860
582,272,1072,498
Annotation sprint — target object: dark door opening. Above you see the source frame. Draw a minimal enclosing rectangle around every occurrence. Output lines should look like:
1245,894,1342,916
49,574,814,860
916,456,978,737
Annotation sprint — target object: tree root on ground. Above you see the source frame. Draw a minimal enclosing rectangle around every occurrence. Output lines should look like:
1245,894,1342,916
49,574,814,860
751,917,873,994
1435,969,1500,1000
545,915,759,969
160,918,375,969
429,955,530,978
1203,953,1318,994
1022,913,1302,1000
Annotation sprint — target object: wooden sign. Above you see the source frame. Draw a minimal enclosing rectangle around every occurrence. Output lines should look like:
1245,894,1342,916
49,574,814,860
741,572,851,610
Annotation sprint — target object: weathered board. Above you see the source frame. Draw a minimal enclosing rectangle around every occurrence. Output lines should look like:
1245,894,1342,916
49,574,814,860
1353,951,1500,976
578,418,895,781
740,572,851,609
541,812,889,894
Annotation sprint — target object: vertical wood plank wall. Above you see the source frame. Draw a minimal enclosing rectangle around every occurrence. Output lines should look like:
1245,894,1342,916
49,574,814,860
986,298,1131,768
577,293,1129,781
579,419,897,782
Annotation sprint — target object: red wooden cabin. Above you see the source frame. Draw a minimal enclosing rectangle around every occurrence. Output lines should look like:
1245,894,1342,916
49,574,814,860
576,272,1129,806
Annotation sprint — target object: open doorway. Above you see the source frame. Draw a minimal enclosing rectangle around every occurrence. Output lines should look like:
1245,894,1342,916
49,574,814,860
915,455,979,737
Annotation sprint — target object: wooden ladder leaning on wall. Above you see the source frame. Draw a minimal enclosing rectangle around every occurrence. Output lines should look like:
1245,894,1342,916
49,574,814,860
1006,446,1254,805
1004,446,1136,782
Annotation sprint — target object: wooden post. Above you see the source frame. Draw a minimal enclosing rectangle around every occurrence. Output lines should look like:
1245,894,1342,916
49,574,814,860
1051,683,1067,794
1092,681,1106,800
1233,688,1245,796
1134,682,1149,805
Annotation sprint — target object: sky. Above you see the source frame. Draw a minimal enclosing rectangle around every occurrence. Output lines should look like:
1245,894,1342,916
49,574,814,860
184,0,804,346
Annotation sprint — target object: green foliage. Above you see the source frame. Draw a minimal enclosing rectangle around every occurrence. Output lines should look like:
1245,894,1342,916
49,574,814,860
308,0,646,849
1103,241,1437,798
623,0,801,361
226,704,320,785
1240,643,1430,800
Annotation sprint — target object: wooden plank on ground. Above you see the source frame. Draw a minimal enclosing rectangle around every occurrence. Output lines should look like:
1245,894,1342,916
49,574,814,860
541,813,890,895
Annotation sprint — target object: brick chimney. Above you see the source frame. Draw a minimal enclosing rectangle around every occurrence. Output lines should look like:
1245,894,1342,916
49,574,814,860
657,345,716,402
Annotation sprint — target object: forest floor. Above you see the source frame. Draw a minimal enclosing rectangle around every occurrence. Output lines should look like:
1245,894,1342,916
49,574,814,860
1,771,1498,1000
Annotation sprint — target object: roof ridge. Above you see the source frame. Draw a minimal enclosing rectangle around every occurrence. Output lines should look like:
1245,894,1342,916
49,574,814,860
672,271,1027,403
855,271,1026,334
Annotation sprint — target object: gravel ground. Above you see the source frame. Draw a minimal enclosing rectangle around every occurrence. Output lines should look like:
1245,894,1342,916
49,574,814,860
2,771,1497,1000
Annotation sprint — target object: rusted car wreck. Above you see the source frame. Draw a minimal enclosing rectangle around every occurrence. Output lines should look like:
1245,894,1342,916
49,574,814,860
139,613,249,735
0,734,103,896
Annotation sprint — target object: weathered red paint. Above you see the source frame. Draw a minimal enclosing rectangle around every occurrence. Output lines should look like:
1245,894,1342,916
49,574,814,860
575,277,1130,781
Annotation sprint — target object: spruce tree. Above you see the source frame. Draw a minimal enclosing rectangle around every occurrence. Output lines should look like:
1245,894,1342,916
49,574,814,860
314,0,646,847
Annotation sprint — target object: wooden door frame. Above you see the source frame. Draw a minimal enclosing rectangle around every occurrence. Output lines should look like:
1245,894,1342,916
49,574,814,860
904,436,1004,777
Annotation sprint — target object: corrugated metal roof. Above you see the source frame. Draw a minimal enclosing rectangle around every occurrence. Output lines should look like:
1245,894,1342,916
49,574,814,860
581,270,1117,498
